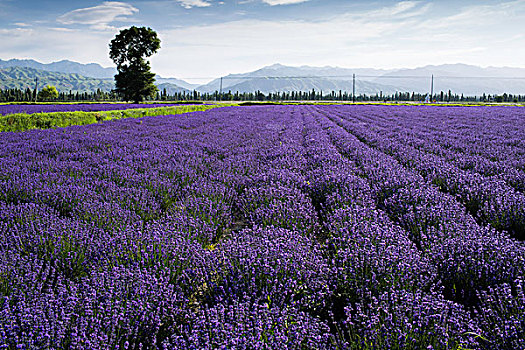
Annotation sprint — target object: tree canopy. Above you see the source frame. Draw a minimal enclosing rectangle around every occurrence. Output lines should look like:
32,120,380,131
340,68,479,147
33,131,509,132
37,85,59,101
109,26,161,103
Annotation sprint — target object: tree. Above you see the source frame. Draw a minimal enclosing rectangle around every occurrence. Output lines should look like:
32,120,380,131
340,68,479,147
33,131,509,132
38,85,59,101
109,26,161,103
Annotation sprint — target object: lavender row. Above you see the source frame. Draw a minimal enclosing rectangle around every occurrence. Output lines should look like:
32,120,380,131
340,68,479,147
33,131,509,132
325,105,525,241
298,108,483,349
0,109,232,347
301,107,435,297
0,114,236,245
334,105,525,193
0,103,189,116
0,106,335,348
309,105,525,348
234,107,319,233
360,105,525,165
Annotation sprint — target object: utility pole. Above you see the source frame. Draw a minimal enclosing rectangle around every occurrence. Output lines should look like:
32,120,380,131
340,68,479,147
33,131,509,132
430,74,434,103
352,73,356,103
219,77,223,102
34,77,38,102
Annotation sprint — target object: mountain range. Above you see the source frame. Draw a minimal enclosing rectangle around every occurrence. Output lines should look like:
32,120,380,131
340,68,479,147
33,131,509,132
0,66,115,93
201,63,525,95
0,59,195,93
0,59,116,79
1,59,525,95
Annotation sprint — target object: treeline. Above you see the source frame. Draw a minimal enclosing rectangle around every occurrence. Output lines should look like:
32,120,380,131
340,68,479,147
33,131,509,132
2,87,525,103
0,88,118,102
209,90,525,103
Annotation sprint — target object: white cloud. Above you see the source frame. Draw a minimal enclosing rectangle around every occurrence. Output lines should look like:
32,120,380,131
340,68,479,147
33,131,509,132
150,0,525,81
50,27,77,32
151,2,427,80
0,27,34,36
0,26,116,67
57,2,138,30
362,1,429,19
262,0,310,5
175,0,212,8
3,0,525,82
391,1,419,12
419,0,525,30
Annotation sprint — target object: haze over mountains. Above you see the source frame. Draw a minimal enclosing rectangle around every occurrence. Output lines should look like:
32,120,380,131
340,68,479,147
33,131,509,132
1,59,525,96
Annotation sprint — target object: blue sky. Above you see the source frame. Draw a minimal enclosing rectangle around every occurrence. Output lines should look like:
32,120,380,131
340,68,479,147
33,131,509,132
1,0,524,82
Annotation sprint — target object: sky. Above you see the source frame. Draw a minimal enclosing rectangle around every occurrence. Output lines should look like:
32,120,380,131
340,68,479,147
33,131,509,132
1,0,525,83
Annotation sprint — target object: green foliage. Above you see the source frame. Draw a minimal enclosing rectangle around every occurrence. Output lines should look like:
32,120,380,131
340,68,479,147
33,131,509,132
0,104,232,132
37,85,59,101
114,61,157,103
109,26,161,103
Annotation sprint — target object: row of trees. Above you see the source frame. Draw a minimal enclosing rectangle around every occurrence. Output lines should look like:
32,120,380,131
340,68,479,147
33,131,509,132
0,85,61,102
2,86,524,103
209,90,525,103
0,88,118,102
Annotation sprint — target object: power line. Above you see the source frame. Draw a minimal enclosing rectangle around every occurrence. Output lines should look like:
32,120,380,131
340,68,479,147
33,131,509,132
352,73,355,103
430,74,434,101
34,77,38,103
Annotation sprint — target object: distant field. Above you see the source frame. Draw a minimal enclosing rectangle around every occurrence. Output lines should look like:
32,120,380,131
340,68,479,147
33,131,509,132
1,105,524,348
0,102,203,115
0,103,224,132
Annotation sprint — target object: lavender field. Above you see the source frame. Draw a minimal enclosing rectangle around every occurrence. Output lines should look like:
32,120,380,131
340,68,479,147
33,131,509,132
0,103,190,116
0,104,524,349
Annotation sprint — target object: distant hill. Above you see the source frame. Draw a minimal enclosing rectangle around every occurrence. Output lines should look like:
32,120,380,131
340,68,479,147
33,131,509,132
157,82,191,95
0,67,115,93
196,64,397,94
2,59,525,95
196,63,525,95
0,58,198,90
372,64,525,95
156,77,199,90
0,58,116,79
205,76,397,96
0,66,191,94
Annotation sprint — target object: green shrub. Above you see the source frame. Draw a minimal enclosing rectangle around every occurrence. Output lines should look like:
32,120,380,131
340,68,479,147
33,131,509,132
0,104,232,132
